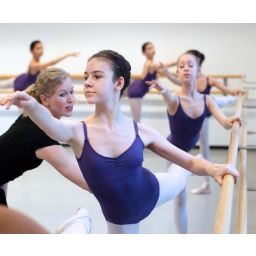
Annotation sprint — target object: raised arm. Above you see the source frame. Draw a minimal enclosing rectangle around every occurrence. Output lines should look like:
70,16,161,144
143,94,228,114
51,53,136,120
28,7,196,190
29,52,80,72
36,145,91,192
158,62,182,86
206,95,242,129
209,77,244,96
0,91,76,143
145,79,179,115
138,123,239,186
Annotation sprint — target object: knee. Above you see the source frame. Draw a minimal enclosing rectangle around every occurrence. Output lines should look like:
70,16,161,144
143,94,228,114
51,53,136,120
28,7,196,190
174,191,187,207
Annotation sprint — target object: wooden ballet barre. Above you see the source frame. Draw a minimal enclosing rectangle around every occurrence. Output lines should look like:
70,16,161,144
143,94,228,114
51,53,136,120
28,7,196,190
236,91,248,234
213,79,244,234
0,89,228,95
0,74,246,80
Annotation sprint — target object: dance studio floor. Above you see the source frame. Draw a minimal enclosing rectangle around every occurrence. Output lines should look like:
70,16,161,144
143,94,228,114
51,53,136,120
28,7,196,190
6,147,256,234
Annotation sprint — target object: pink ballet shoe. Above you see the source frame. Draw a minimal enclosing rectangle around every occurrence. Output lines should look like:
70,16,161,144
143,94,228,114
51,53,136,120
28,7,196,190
55,207,92,234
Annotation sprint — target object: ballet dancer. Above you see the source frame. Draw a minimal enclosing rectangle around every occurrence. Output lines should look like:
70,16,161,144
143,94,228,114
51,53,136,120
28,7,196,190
0,68,91,207
145,52,241,233
0,206,91,234
127,42,176,122
159,49,243,194
0,40,80,91
0,50,239,234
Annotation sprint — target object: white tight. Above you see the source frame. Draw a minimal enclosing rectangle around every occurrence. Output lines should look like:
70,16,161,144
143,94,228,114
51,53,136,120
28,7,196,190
128,98,142,123
0,77,15,89
106,163,192,234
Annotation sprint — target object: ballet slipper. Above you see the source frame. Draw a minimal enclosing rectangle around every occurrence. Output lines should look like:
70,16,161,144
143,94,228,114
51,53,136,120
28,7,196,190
55,207,92,234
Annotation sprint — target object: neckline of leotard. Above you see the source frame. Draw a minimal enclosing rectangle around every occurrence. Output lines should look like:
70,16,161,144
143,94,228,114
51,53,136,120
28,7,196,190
147,65,157,75
80,120,142,160
176,94,206,120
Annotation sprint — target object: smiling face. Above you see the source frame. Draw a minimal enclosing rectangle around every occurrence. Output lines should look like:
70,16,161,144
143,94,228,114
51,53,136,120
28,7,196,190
83,58,123,104
176,54,200,82
41,77,74,119
31,42,43,58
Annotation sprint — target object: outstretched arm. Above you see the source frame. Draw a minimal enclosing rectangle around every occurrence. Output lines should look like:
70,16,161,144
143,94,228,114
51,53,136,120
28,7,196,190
36,145,91,192
0,91,76,143
145,79,179,115
30,52,81,72
158,62,182,86
210,77,244,96
138,123,239,186
207,95,242,129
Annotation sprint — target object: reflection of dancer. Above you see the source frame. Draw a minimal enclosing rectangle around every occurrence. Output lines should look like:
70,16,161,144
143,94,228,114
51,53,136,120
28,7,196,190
0,206,91,234
0,40,80,91
0,50,239,234
146,52,241,233
128,42,176,122
161,49,243,194
0,68,90,207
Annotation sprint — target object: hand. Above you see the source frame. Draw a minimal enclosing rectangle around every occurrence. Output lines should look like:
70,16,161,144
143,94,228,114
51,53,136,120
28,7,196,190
0,91,36,110
158,62,168,73
207,163,239,186
145,79,168,94
68,52,81,57
232,89,244,96
224,115,242,129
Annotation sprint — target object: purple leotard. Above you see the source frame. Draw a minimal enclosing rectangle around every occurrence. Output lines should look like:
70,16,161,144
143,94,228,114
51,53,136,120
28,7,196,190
76,121,159,225
167,95,207,152
128,67,157,98
14,70,40,91
198,76,212,117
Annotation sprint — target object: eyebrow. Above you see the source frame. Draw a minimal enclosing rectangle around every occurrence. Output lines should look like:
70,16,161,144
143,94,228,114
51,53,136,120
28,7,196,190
84,71,104,75
57,87,74,93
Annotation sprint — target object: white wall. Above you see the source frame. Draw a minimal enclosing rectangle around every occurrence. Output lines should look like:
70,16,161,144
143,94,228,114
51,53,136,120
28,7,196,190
0,24,256,146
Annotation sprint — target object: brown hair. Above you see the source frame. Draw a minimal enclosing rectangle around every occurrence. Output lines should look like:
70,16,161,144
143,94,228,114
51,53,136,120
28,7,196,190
88,50,131,98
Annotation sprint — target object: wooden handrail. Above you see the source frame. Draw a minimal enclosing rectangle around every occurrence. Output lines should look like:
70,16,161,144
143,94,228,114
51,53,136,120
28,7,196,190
0,89,227,95
236,91,248,234
213,78,244,234
0,74,246,80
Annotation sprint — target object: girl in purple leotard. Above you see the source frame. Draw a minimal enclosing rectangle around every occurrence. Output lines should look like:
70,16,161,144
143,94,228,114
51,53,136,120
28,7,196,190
127,42,176,122
0,40,80,91
146,53,241,233
0,50,239,234
160,50,243,194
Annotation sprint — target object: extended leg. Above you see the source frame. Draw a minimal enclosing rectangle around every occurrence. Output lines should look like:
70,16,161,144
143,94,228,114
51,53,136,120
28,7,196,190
128,98,142,123
190,118,210,194
107,221,140,234
0,77,15,89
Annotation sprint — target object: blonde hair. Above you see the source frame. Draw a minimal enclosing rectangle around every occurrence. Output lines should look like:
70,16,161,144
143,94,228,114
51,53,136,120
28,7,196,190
23,68,70,116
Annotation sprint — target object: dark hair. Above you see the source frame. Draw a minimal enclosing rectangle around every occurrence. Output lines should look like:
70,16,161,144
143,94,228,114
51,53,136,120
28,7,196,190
88,50,131,98
142,42,152,53
186,50,205,67
30,40,41,51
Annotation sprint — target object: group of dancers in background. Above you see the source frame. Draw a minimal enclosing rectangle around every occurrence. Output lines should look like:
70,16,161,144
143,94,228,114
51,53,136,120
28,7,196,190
0,41,242,234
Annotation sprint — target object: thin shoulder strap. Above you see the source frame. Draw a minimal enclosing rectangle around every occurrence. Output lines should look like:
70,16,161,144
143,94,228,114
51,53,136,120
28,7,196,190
81,121,88,141
177,95,181,104
133,120,139,137
204,94,207,110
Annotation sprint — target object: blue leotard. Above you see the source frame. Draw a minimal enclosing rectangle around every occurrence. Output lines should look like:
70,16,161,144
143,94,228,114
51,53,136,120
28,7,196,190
14,70,40,91
167,95,207,152
128,67,157,98
198,77,212,117
76,121,159,225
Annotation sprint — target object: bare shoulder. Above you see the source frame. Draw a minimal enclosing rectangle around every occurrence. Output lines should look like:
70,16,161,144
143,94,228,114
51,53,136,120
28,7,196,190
137,122,161,146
